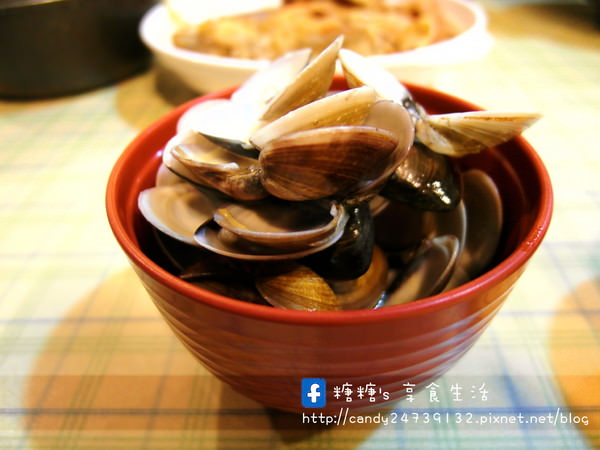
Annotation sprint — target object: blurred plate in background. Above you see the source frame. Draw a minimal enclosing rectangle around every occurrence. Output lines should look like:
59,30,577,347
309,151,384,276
140,0,492,94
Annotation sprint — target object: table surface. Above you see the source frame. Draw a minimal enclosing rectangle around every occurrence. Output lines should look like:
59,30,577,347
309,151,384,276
1,1,599,448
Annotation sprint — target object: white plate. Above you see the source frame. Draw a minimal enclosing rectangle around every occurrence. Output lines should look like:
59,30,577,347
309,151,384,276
139,0,492,94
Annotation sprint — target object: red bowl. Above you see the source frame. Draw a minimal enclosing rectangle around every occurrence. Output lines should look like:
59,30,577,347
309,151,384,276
106,77,553,414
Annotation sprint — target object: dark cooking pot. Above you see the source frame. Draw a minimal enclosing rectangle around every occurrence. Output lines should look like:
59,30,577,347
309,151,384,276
0,0,157,99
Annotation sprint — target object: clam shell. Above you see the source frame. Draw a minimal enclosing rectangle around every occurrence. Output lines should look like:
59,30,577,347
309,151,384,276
416,111,542,156
304,202,374,280
259,36,343,122
250,86,377,150
138,184,222,245
363,99,414,156
374,199,466,253
339,48,412,105
380,143,461,211
194,213,348,261
212,199,348,250
171,146,268,201
177,99,261,152
231,48,312,106
163,130,256,181
155,162,184,187
445,169,503,290
176,48,313,153
259,125,399,201
328,245,389,310
255,263,339,311
384,234,460,306
256,245,388,311
339,48,419,120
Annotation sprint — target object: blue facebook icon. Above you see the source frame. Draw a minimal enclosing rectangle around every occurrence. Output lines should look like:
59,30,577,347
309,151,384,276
301,378,326,408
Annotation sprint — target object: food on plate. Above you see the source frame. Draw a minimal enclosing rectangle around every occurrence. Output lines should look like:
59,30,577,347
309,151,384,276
139,37,540,311
171,0,462,59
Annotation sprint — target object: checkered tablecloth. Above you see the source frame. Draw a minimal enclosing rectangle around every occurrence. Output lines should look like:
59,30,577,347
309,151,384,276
1,1,599,448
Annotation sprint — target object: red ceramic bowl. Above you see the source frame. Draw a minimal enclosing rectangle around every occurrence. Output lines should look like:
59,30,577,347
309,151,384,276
106,77,552,414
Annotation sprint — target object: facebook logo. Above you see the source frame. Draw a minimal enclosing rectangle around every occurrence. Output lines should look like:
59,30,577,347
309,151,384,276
301,378,326,408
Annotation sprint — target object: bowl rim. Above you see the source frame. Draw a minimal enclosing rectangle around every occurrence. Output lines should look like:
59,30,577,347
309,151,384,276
106,82,553,326
139,0,491,70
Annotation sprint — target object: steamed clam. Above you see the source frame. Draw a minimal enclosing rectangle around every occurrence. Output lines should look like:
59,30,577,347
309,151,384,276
185,36,343,154
138,37,540,311
416,111,542,157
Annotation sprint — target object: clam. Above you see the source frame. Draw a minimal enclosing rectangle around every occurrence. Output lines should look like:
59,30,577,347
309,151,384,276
250,86,378,149
444,169,503,289
255,263,339,311
255,245,388,311
189,37,342,153
169,87,410,203
136,42,540,312
259,35,343,121
380,143,461,211
304,202,375,280
254,93,413,201
339,48,419,120
175,49,311,150
374,199,466,254
194,200,348,260
163,130,257,179
340,47,541,157
212,198,348,251
415,111,542,156
162,130,268,201
138,183,223,245
384,235,460,306
171,147,268,201
340,49,461,209
328,246,389,309
230,48,312,107
259,125,400,201
176,99,262,155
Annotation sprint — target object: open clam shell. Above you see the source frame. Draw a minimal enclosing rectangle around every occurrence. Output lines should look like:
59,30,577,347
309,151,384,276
381,143,462,211
259,36,343,122
255,96,413,201
384,234,461,306
194,218,348,261
445,169,503,290
171,147,268,201
340,48,541,157
259,125,400,201
255,245,388,311
138,183,223,245
212,199,348,251
177,48,312,152
255,263,339,311
250,86,378,149
304,202,375,280
231,48,312,107
340,48,411,101
328,245,389,310
163,130,256,177
339,48,420,120
177,99,262,153
415,111,542,156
